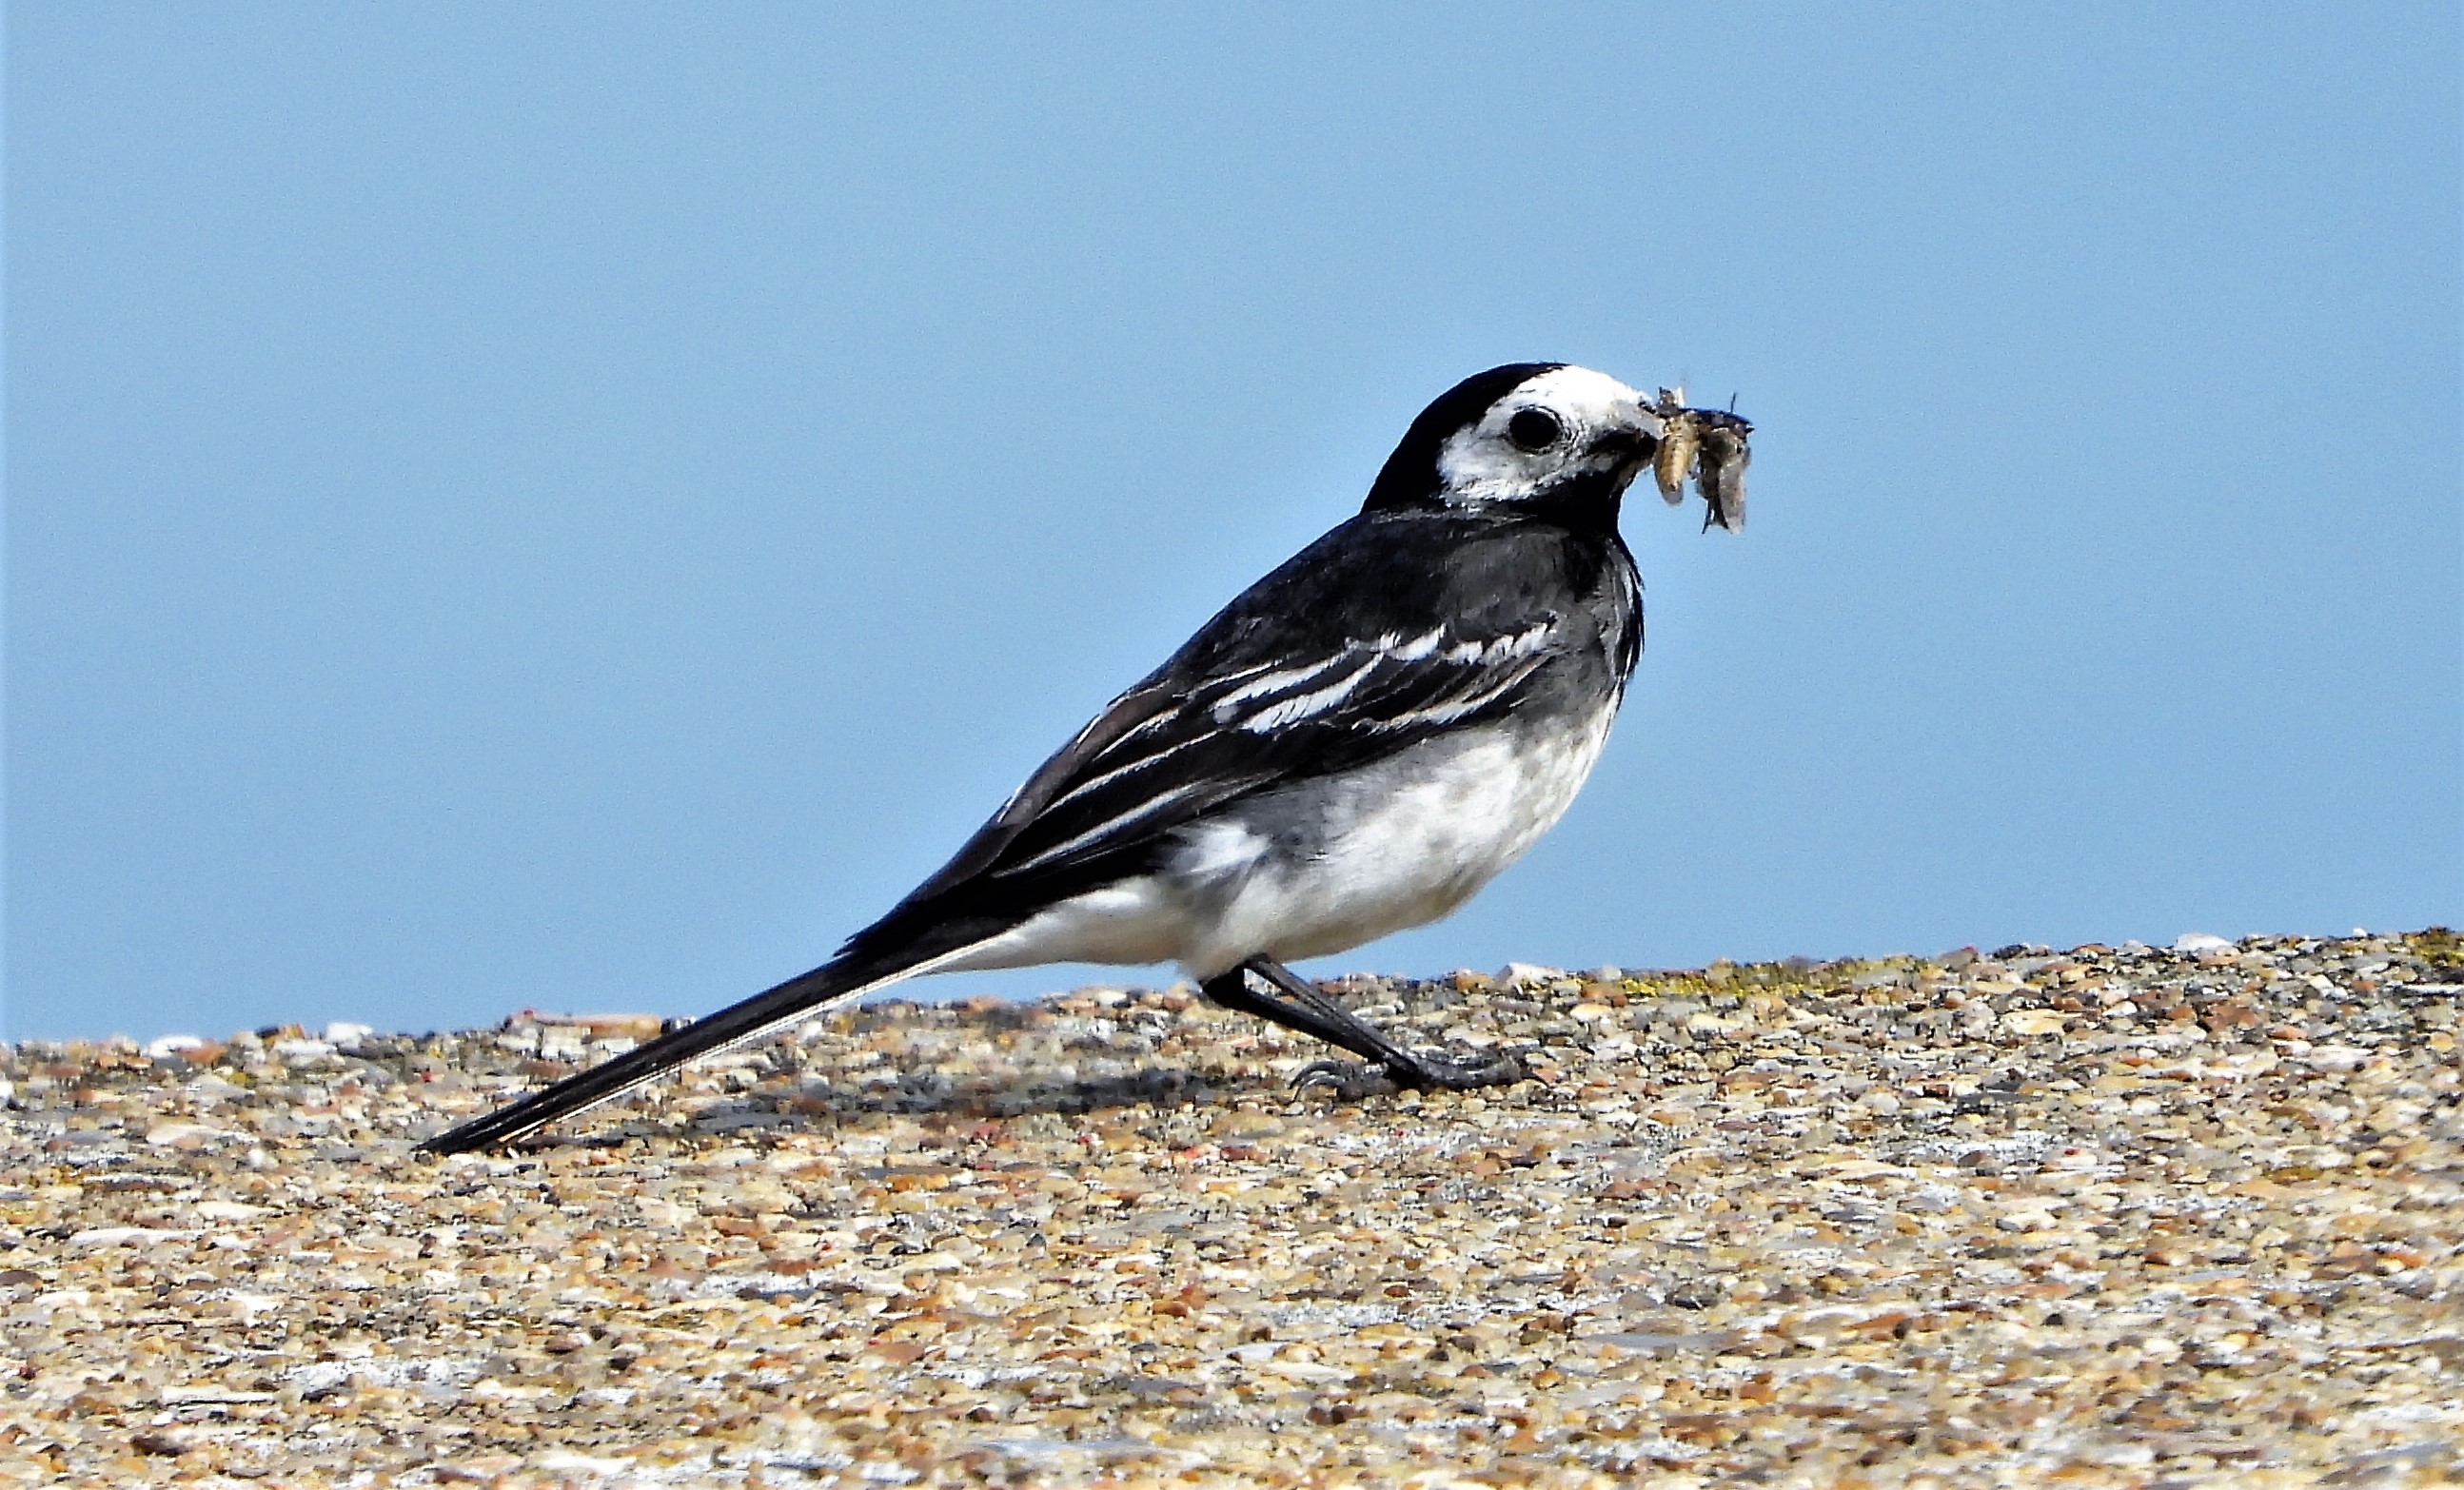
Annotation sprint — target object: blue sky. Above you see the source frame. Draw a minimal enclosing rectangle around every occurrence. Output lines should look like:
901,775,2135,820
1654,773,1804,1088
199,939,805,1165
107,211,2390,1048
10,6,2459,1042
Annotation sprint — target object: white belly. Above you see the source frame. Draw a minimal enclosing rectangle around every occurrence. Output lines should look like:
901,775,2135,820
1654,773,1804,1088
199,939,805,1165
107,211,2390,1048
949,705,1618,980
1173,706,1617,973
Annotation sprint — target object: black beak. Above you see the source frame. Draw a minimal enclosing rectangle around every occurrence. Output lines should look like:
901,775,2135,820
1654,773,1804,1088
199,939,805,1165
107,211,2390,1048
1587,427,1655,463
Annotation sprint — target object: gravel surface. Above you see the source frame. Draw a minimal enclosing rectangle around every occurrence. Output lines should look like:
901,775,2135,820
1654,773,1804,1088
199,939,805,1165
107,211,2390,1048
3,930,2460,1487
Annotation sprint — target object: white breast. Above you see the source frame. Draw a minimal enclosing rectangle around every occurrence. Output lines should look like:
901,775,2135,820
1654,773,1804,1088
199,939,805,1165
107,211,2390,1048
1166,703,1619,975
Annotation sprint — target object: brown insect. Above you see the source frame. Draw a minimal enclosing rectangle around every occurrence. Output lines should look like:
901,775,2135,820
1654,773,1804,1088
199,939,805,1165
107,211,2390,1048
1648,387,1752,533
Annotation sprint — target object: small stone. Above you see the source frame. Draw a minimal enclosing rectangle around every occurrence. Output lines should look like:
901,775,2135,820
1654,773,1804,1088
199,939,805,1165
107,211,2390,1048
435,1455,523,1483
145,1121,230,1148
2299,1045,2369,1074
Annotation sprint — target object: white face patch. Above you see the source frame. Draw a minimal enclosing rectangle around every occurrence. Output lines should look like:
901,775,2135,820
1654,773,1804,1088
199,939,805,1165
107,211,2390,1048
1431,365,1662,506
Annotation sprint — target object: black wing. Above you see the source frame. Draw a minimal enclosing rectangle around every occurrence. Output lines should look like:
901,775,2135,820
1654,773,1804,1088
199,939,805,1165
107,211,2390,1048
840,506,1636,960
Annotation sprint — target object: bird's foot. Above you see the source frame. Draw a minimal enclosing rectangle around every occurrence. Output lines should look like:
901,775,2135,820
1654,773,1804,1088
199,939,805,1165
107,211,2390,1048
1389,1046,1530,1091
1291,1047,1529,1099
1290,1060,1396,1101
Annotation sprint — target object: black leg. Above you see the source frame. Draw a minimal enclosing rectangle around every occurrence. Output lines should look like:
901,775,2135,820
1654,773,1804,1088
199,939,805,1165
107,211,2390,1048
1200,959,1420,1068
1199,956,1527,1093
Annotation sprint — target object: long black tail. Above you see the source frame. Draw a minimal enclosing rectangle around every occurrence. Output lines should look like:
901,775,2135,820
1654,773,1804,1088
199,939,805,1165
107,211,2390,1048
417,945,961,1154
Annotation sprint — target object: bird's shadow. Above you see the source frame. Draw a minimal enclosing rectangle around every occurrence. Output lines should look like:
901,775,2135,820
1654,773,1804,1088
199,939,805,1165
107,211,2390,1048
503,1060,1302,1152
418,985,1477,1154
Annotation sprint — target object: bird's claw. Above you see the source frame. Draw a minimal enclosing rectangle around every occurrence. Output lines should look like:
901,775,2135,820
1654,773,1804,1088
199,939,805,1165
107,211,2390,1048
1291,1047,1530,1100
1291,1060,1396,1101
1390,1047,1531,1091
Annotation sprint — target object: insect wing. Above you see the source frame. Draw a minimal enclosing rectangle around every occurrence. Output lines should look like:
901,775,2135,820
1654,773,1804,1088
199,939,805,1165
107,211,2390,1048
1696,422,1748,532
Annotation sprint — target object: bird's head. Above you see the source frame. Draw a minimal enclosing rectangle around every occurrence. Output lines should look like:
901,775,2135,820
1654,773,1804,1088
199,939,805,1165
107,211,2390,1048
1362,363,1661,518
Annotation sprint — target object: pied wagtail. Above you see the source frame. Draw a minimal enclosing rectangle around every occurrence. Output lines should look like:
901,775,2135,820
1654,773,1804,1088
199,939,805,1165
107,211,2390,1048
423,363,1747,1152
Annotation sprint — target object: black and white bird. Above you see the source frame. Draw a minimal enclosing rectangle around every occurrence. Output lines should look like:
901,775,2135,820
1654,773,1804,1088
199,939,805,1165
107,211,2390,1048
423,363,1745,1153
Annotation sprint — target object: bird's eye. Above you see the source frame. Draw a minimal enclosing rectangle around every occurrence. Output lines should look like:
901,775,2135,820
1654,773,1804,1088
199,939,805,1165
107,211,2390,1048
1507,407,1564,452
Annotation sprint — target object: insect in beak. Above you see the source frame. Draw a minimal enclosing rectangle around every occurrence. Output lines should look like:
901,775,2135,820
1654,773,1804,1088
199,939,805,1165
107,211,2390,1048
1647,387,1752,533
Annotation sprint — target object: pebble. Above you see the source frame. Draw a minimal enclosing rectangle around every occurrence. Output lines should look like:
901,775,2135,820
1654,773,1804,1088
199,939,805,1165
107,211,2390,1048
0,930,2458,1486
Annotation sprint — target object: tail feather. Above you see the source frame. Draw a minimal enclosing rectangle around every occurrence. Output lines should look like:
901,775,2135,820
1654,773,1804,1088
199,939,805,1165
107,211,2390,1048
418,944,971,1154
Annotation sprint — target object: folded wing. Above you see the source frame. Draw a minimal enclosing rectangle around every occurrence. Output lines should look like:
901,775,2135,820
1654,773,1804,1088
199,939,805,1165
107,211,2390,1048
842,613,1570,959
